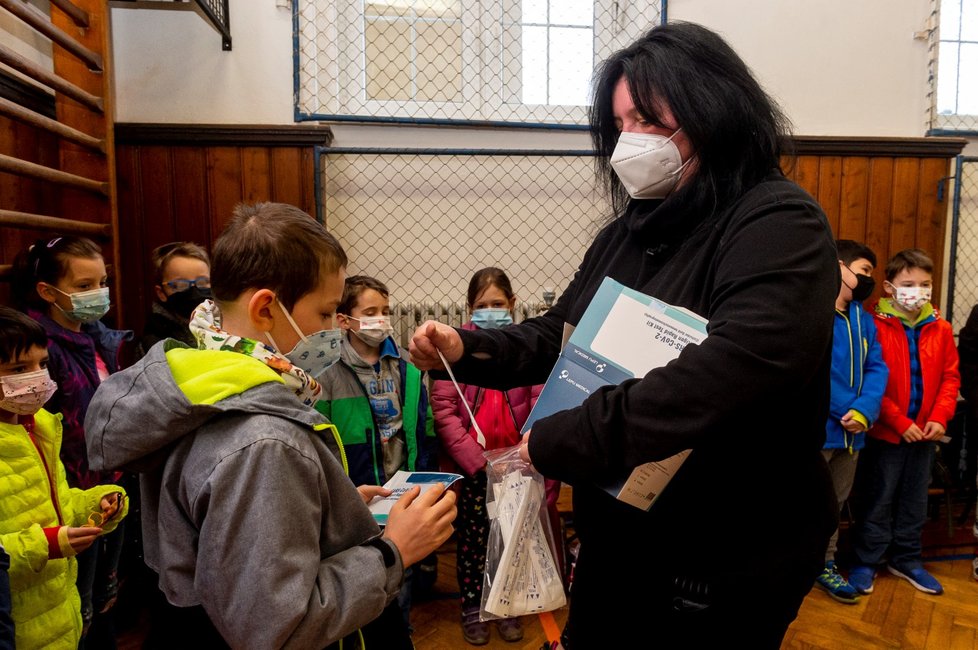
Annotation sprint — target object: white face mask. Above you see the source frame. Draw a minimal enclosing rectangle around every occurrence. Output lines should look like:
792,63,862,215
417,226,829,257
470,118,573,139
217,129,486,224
890,285,932,312
266,300,343,377
0,368,58,415
610,129,690,199
348,315,394,347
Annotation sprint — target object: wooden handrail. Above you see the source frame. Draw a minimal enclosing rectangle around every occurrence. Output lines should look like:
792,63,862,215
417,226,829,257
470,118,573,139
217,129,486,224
0,0,102,71
0,43,103,113
0,96,104,152
0,209,112,236
0,153,108,195
49,0,89,28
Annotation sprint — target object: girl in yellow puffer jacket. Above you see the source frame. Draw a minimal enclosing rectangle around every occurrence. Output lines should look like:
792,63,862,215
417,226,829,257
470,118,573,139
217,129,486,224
0,307,127,649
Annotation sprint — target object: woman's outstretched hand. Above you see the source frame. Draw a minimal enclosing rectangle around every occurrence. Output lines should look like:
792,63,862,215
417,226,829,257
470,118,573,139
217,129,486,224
409,320,464,371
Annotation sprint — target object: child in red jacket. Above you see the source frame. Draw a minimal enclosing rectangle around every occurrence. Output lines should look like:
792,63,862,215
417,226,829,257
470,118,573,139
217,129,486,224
849,249,960,596
430,268,553,646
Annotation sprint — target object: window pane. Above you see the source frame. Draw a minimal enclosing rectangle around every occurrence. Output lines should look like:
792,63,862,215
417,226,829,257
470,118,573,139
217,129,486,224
365,1,412,18
550,0,591,27
522,0,547,24
522,25,548,104
938,41,960,114
549,26,593,105
365,18,412,100
417,20,463,101
415,0,462,19
941,0,962,40
365,1,461,19
959,42,978,114
960,0,978,40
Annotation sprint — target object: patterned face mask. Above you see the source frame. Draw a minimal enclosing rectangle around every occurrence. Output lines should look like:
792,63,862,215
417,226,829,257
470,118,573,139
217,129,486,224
348,315,394,347
890,285,931,311
266,300,343,377
0,368,58,415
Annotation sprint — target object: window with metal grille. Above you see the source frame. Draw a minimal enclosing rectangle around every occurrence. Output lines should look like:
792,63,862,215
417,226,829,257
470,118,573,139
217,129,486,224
934,0,978,131
295,0,663,125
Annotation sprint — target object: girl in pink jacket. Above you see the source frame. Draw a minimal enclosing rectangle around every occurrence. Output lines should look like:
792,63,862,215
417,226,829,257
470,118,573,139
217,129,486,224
430,268,559,646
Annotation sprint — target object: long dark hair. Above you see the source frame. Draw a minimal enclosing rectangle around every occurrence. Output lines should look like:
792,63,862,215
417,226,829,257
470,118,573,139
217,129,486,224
589,22,792,219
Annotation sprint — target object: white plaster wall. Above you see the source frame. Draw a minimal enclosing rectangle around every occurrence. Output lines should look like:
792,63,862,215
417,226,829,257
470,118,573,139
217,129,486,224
110,1,293,124
670,0,933,137
112,0,937,137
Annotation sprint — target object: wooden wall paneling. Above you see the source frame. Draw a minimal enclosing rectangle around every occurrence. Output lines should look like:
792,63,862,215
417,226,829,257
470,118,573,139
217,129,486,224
916,157,952,304
115,144,146,337
791,155,820,200
169,147,211,249
137,147,177,247
888,158,923,254
240,146,272,204
269,147,304,208
301,148,316,217
837,157,871,243
206,146,243,242
865,157,895,283
816,156,843,236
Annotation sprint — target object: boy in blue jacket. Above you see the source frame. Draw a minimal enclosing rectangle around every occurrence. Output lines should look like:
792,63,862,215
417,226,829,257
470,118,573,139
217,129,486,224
815,240,888,604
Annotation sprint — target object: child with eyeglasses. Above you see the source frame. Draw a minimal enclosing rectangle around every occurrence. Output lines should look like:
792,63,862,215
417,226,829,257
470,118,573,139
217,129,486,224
12,236,133,644
136,242,212,359
0,306,127,649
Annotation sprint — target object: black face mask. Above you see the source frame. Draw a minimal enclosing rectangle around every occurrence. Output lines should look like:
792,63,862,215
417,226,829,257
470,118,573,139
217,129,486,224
164,286,212,320
847,271,876,302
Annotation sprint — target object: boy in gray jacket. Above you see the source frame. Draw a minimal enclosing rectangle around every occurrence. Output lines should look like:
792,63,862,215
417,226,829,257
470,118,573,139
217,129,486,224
84,202,456,649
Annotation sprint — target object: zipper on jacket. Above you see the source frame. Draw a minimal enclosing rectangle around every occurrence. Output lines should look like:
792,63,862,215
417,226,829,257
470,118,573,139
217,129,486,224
316,423,350,477
24,418,65,525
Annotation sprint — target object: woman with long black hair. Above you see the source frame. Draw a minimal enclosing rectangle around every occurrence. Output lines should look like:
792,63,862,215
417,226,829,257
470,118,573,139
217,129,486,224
411,22,838,648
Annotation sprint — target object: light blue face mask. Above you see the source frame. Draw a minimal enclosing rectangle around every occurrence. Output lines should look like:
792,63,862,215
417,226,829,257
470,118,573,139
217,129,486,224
266,300,343,377
471,308,513,329
53,286,111,323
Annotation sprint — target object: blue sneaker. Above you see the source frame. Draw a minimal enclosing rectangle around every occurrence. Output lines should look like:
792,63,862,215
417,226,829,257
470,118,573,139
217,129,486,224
815,562,859,604
887,563,943,595
848,565,876,594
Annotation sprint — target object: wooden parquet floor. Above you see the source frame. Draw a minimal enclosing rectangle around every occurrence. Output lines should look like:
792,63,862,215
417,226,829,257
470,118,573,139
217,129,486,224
116,505,977,649
412,527,978,650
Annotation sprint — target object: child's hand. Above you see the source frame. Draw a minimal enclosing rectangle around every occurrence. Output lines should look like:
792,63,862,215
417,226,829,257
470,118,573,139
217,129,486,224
92,492,124,526
901,423,926,442
356,485,392,505
384,484,457,568
100,492,122,517
66,526,101,554
922,421,946,440
840,411,867,433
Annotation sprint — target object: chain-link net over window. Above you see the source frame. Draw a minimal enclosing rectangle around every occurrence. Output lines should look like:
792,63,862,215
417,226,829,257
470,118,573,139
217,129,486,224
296,0,662,125
322,151,609,346
950,158,978,333
931,0,978,132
